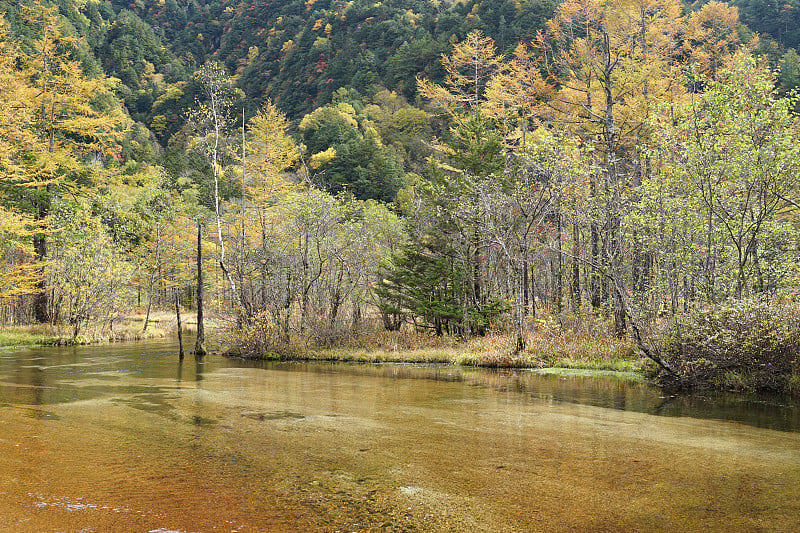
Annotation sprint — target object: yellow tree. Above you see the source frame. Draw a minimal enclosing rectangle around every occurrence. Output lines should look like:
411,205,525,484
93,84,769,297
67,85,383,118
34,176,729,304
536,0,687,166
534,0,689,335
0,20,39,180
417,30,505,125
226,100,300,317
11,2,128,322
684,1,742,81
0,21,42,306
0,210,40,305
246,101,300,203
484,43,551,152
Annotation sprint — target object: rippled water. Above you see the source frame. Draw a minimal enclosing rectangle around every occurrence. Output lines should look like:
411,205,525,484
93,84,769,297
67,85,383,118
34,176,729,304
1,338,800,532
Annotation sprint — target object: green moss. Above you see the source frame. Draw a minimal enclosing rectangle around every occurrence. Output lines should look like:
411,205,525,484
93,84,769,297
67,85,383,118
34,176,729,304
712,370,760,392
787,372,800,395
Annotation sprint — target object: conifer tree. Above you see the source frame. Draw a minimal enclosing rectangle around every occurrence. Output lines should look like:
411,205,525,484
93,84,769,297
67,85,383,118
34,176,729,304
3,2,127,322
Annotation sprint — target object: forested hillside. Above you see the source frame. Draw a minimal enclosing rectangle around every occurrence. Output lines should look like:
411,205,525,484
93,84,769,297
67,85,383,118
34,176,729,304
2,0,800,391
2,0,798,152
94,0,558,116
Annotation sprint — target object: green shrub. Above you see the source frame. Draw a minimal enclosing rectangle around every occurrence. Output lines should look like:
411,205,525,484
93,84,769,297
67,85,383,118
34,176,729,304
652,298,800,393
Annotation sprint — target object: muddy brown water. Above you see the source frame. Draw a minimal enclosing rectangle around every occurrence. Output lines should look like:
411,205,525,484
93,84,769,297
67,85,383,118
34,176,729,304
1,338,800,532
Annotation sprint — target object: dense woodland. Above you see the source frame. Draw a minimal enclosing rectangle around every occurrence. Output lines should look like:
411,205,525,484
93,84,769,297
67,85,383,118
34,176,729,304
1,0,800,373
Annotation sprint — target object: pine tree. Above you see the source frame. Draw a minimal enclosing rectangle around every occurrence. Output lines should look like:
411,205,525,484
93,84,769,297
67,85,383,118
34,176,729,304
376,229,465,336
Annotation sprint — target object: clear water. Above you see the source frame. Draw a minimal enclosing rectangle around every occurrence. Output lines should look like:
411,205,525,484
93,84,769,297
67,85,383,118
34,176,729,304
1,338,799,531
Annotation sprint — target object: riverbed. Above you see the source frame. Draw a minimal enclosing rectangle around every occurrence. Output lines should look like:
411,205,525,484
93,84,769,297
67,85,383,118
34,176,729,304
1,338,799,531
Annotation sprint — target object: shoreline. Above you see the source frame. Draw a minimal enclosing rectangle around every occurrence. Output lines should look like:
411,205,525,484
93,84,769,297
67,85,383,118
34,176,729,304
226,341,645,374
238,353,648,382
2,321,645,377
0,312,216,349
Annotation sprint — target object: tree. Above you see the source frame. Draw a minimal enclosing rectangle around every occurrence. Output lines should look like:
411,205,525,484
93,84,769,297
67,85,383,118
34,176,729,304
187,60,242,310
4,2,128,322
534,0,689,335
47,200,134,338
417,30,505,124
0,208,40,305
377,229,466,336
298,101,404,202
194,221,206,356
484,43,549,152
133,176,178,332
0,20,42,306
379,113,510,339
684,1,742,81
777,48,800,94
227,100,300,320
650,51,800,300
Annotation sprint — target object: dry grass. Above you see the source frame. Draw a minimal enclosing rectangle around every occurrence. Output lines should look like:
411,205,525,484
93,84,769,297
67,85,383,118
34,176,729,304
0,315,179,347
231,313,643,373
448,327,640,372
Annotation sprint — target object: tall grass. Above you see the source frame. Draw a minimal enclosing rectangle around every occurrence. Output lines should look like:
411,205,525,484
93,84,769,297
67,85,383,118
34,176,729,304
0,326,60,347
454,326,638,371
0,318,171,347
228,312,642,372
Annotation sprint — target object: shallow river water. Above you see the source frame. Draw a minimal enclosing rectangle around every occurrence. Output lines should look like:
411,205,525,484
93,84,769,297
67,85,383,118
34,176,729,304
2,338,800,532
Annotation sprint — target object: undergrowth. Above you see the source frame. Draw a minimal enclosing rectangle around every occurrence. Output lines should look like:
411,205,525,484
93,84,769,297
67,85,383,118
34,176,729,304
652,298,800,393
0,319,170,347
226,312,641,372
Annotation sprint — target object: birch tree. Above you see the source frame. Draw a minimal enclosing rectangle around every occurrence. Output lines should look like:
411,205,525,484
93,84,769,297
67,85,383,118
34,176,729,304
187,61,242,310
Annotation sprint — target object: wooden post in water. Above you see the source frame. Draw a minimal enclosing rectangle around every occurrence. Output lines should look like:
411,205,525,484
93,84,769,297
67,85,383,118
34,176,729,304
175,288,184,360
194,222,206,356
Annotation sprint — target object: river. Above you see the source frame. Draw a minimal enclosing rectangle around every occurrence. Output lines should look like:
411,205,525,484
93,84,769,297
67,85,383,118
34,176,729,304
1,338,799,532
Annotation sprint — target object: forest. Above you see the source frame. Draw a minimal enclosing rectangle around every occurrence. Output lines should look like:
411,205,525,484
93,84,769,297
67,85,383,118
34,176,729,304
2,0,800,391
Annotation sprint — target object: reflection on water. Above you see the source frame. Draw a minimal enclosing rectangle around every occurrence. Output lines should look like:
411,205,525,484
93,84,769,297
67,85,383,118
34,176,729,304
4,339,799,432
238,359,800,433
1,339,800,532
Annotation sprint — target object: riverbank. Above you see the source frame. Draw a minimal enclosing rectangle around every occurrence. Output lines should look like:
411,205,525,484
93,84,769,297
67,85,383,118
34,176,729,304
229,326,645,374
0,321,168,348
0,311,211,348
2,315,644,375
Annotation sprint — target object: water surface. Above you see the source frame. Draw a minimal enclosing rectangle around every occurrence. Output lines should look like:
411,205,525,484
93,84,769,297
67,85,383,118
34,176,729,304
1,339,800,531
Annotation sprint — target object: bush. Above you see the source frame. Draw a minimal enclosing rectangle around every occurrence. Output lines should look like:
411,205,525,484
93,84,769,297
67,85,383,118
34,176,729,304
652,298,800,393
223,311,301,360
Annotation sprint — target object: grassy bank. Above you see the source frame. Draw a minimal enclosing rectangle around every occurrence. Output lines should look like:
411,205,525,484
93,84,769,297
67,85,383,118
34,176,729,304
0,309,231,349
0,311,199,348
0,321,170,348
0,327,62,348
229,324,645,373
